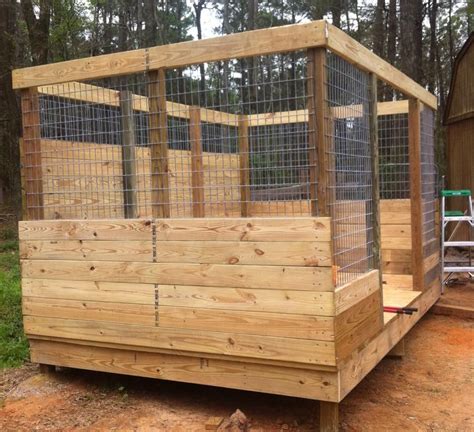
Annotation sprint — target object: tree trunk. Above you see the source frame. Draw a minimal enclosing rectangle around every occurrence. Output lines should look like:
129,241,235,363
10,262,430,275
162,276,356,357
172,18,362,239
0,0,21,214
428,0,438,93
400,0,423,83
21,0,51,65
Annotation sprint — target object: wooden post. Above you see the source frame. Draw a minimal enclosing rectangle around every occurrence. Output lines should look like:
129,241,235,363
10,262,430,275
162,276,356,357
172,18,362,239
20,88,44,220
148,69,170,218
320,401,339,432
309,48,330,217
387,338,405,358
369,74,384,320
307,49,324,216
409,98,424,291
239,115,250,217
189,106,205,217
119,90,138,219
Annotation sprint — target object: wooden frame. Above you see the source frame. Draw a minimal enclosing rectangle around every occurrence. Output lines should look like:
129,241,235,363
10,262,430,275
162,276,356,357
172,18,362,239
14,21,440,428
12,21,436,110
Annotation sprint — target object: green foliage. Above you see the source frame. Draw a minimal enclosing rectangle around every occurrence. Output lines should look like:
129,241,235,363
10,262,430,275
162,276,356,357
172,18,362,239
0,245,29,368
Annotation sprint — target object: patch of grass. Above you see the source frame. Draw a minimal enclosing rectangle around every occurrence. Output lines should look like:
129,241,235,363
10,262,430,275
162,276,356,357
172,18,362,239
0,225,17,241
0,244,29,368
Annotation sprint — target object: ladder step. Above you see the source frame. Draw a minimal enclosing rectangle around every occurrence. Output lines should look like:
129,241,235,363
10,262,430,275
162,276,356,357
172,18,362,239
444,216,473,222
444,241,474,247
445,210,465,216
442,189,471,197
444,266,474,273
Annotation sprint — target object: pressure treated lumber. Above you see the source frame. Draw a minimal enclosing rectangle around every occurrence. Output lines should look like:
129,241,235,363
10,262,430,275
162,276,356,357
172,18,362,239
334,270,379,314
24,316,336,365
339,281,440,398
409,99,424,291
189,106,205,217
119,90,138,218
238,115,250,217
21,260,333,291
158,285,335,316
29,339,339,401
12,21,326,89
326,24,437,109
20,88,44,220
320,401,339,432
12,21,436,110
20,240,153,262
148,69,170,218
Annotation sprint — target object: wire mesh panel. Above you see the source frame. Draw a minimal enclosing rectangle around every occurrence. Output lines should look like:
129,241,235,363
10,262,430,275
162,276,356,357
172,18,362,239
326,53,374,286
378,113,410,199
420,106,437,245
21,52,316,220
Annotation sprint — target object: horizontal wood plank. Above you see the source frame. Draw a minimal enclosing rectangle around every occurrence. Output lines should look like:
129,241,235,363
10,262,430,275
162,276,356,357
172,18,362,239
22,278,154,305
159,285,335,316
155,218,331,242
13,21,326,89
19,220,152,241
155,240,331,266
29,339,339,401
334,270,380,315
24,316,336,365
158,307,334,341
23,297,154,325
21,260,333,291
20,240,153,262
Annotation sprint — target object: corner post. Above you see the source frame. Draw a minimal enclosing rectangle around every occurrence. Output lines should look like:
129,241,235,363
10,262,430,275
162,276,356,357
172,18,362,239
239,115,250,217
308,47,329,216
20,88,44,221
189,106,205,217
320,401,339,432
119,90,138,219
409,98,424,291
148,69,170,218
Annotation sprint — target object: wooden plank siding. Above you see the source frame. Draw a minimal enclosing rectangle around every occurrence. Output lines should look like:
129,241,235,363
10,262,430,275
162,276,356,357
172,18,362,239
20,218,338,369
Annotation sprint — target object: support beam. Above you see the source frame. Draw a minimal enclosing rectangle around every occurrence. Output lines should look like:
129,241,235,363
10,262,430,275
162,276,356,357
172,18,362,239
119,90,138,219
409,99,424,291
20,88,44,221
148,69,170,218
387,338,405,358
189,106,205,217
320,401,339,432
39,363,56,375
311,48,330,217
307,49,320,216
239,115,250,217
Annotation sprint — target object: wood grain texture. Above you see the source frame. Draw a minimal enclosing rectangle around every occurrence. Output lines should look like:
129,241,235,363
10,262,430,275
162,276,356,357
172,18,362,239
13,21,326,89
159,285,335,316
334,270,379,314
189,106,205,217
154,240,331,267
339,281,440,399
21,259,333,291
20,88,44,220
326,24,437,109
409,99,424,291
334,290,383,361
22,278,155,304
24,316,336,365
155,218,331,242
19,219,152,241
23,297,154,325
158,307,334,340
29,339,339,401
20,240,153,262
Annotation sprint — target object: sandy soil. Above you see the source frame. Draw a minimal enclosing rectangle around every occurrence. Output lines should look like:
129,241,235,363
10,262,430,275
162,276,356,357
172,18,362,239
0,313,472,432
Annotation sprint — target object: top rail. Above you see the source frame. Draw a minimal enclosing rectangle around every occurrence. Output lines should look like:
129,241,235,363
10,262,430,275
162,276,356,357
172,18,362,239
12,20,436,110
